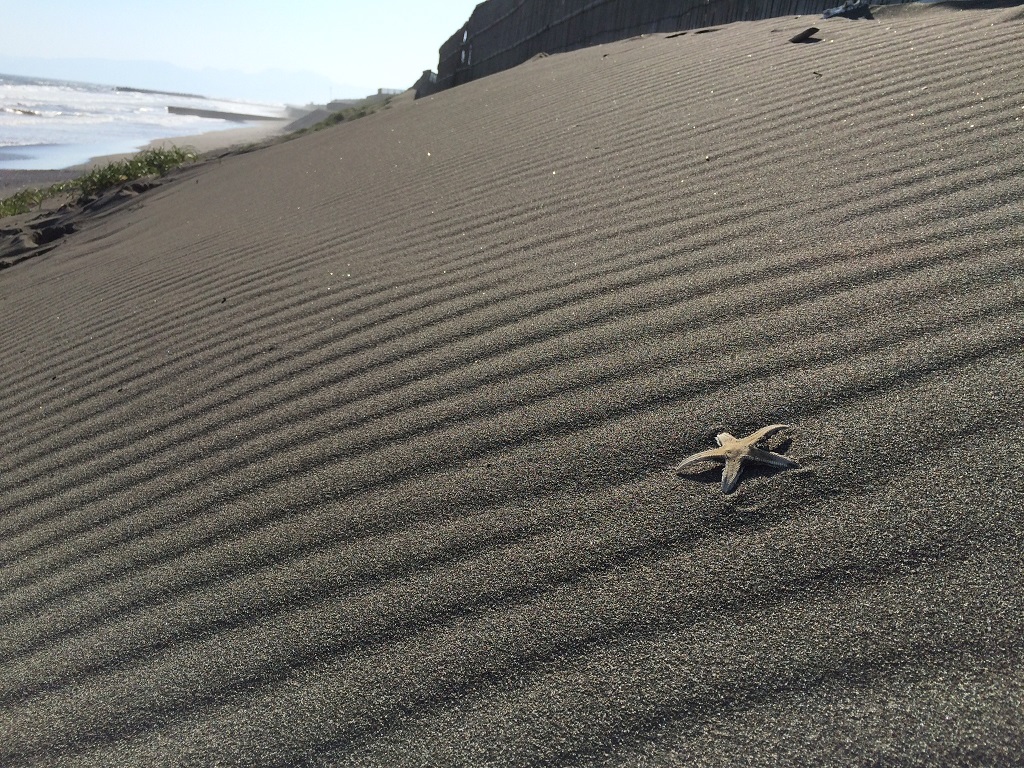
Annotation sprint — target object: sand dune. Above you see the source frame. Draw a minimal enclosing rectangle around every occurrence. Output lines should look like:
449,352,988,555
1,4,1022,765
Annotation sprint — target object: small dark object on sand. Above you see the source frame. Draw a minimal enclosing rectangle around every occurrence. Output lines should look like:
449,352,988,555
789,27,820,42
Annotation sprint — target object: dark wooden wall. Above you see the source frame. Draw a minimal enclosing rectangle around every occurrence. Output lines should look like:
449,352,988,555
423,0,902,95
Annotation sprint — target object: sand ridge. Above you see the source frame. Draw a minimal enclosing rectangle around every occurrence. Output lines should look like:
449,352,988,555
0,4,1022,766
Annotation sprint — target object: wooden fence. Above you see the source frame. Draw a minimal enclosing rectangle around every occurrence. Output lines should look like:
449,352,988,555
421,0,906,96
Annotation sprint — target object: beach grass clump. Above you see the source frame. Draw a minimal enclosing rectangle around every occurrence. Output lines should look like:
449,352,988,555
74,146,198,199
0,146,198,219
0,184,69,218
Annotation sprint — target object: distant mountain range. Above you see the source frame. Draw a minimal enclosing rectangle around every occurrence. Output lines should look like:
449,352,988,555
0,55,382,106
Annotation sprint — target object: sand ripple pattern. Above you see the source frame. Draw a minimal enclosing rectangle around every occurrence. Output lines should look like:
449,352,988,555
0,7,1022,766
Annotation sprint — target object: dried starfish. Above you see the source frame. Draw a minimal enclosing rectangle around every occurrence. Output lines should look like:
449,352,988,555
675,424,798,494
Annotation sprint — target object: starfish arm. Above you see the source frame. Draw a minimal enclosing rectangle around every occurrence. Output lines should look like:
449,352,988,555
674,447,727,473
721,458,744,494
744,424,791,445
747,447,799,469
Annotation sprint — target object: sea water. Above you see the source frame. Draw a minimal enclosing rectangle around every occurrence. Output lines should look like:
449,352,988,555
0,73,286,171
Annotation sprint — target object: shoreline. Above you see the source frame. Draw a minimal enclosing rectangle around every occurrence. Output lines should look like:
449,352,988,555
0,119,291,199
71,119,293,168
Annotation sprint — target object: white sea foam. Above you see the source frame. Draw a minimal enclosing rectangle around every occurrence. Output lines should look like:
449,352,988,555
0,73,285,170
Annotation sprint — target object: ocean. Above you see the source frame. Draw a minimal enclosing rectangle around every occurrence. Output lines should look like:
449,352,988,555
0,73,287,171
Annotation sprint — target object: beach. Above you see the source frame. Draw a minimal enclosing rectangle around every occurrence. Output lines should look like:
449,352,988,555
1,3,1022,766
0,120,290,199
0,72,291,175
0,168,81,200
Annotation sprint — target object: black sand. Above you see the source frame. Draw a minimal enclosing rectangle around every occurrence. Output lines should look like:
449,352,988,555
0,5,1022,766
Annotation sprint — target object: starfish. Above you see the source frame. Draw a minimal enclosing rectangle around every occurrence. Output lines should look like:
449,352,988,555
675,424,798,494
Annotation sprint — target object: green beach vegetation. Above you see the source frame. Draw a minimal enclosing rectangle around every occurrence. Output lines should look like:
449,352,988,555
75,146,198,197
0,146,199,219
295,94,395,135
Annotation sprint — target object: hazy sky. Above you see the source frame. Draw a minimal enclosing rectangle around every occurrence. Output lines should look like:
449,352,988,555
0,0,481,103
